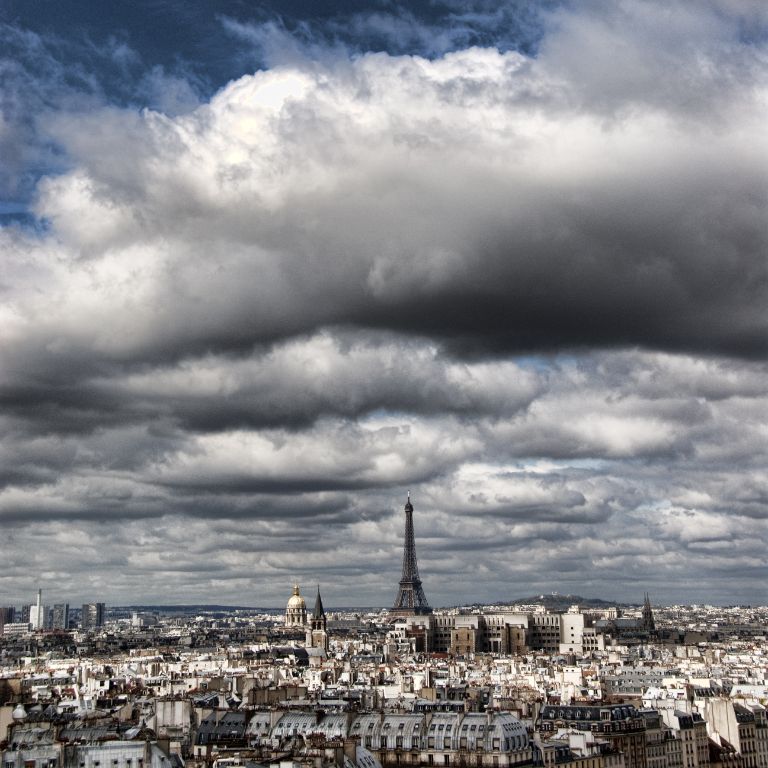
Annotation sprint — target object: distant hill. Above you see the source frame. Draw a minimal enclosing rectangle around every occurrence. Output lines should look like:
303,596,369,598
464,595,627,612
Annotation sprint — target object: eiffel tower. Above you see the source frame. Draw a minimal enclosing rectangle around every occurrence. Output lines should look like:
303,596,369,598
390,492,432,618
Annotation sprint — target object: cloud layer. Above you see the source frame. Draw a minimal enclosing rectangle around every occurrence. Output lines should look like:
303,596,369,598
0,0,766,606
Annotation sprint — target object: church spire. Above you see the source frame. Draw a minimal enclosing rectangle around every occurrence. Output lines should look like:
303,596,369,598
313,584,325,621
642,592,655,631
307,584,328,651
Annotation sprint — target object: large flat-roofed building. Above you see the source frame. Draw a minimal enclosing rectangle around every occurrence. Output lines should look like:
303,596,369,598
393,605,603,656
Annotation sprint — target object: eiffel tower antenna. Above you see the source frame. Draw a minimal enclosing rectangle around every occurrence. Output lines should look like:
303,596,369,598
390,493,432,619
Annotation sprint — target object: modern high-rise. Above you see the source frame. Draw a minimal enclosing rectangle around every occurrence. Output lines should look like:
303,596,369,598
52,603,70,630
0,607,14,627
29,589,45,630
81,602,105,629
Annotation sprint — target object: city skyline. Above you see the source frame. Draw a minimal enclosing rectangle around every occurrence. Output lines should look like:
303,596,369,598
3,582,761,612
0,0,766,607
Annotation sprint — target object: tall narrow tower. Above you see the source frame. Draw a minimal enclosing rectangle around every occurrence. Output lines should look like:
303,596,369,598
306,585,328,651
642,593,655,631
390,493,432,619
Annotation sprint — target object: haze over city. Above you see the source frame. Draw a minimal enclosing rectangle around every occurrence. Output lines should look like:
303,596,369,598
0,0,766,608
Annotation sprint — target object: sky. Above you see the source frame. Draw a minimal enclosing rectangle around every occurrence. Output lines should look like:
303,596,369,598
0,0,766,609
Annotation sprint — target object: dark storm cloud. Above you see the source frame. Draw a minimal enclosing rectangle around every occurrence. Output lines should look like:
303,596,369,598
4,14,760,370
0,334,541,436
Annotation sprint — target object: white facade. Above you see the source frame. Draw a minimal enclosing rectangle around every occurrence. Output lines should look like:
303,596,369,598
29,590,45,631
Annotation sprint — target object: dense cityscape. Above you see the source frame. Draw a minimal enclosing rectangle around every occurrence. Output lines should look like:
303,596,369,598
2,499,766,768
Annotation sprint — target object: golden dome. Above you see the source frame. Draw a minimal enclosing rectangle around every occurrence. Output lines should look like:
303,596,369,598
287,583,306,609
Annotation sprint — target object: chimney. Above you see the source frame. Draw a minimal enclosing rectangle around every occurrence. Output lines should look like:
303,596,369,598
344,737,359,764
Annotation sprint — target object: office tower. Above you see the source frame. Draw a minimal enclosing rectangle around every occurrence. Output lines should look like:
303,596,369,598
81,602,105,629
29,589,45,630
52,603,70,630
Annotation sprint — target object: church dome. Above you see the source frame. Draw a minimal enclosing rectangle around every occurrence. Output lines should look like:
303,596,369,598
285,583,307,627
287,584,306,609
